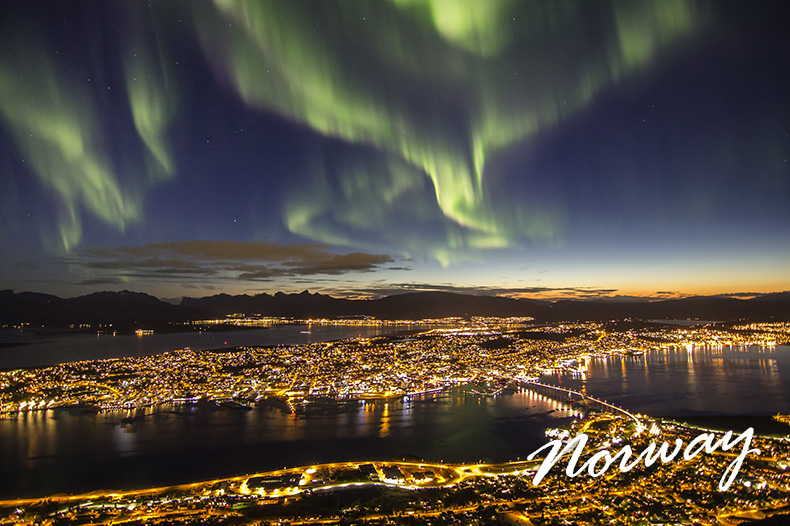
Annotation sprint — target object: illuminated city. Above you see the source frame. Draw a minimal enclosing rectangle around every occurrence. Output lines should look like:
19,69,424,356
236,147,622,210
3,320,787,414
2,414,789,526
2,321,790,524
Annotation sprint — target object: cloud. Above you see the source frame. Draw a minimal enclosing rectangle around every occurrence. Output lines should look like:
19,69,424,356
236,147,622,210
709,291,777,299
283,252,395,274
69,240,396,284
87,240,339,262
323,282,729,301
76,277,125,286
332,282,620,300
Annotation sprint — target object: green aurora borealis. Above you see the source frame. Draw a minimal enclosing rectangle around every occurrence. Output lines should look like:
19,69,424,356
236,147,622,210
0,1,788,299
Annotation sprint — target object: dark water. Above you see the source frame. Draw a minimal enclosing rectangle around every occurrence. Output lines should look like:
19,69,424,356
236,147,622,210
0,325,429,369
0,388,574,499
3,342,789,499
541,345,790,416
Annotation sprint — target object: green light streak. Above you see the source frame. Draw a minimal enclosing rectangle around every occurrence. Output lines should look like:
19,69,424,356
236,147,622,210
198,1,701,263
202,0,492,235
389,0,516,57
0,1,703,262
614,0,695,69
124,42,177,179
0,40,139,251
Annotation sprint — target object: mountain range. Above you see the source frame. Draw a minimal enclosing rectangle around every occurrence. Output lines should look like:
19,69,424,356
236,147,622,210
1,289,789,329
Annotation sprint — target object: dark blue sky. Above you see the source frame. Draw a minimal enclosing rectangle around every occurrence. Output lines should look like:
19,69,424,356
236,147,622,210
0,1,788,300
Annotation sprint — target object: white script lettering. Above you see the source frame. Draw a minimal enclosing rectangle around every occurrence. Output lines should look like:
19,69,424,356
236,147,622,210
527,427,760,491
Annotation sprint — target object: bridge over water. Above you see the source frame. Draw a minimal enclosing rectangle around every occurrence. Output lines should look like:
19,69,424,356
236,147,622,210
520,381,642,426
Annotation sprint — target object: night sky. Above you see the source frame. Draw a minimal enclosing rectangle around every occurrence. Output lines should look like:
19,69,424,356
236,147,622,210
1,1,788,301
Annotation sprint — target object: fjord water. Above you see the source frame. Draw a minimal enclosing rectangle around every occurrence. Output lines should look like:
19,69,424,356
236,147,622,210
0,325,426,369
2,340,789,498
0,387,574,498
541,345,790,416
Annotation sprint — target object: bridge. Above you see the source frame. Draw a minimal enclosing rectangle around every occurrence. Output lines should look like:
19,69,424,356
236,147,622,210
520,381,642,426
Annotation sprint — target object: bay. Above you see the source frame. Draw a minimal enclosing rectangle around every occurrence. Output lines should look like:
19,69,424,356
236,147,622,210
3,338,790,499
0,387,573,499
541,345,790,416
0,325,428,370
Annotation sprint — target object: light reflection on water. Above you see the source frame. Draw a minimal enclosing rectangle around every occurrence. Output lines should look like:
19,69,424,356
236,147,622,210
542,345,790,416
0,387,573,498
4,341,787,498
0,325,429,369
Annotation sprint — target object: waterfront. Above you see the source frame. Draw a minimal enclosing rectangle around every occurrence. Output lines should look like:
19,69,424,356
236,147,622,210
0,387,574,499
0,325,428,370
5,409,789,526
542,345,790,416
1,331,788,501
